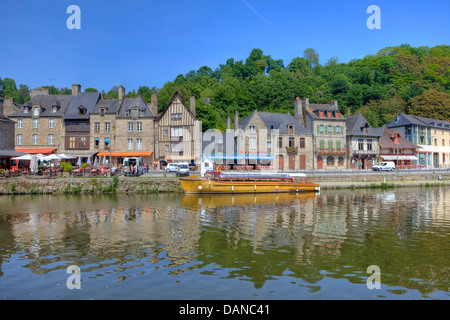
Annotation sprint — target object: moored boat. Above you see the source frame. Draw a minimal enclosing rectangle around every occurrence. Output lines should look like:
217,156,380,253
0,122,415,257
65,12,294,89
179,171,320,194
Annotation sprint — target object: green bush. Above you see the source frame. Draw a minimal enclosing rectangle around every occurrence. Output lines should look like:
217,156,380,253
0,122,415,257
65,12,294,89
63,163,73,172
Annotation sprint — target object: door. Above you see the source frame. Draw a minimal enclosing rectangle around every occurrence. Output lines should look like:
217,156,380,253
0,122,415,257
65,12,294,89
289,154,295,170
317,156,323,170
276,155,284,171
299,154,306,170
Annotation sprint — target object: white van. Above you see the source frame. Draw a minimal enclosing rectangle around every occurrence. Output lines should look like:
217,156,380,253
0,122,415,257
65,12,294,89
372,161,396,171
123,157,144,175
177,162,190,176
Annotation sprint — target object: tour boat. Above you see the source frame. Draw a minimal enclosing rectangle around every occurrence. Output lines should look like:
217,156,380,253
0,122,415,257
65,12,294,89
179,171,320,194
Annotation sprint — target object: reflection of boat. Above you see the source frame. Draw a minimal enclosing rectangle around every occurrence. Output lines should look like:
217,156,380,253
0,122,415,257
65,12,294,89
179,171,320,194
181,192,319,209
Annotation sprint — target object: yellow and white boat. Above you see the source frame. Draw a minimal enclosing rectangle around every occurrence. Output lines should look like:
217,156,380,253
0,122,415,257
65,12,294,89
179,171,320,194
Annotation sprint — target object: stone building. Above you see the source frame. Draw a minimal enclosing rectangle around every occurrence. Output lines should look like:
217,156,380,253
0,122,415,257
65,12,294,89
235,109,313,170
155,92,201,169
386,114,450,168
7,88,72,155
1,103,23,169
296,97,347,170
93,85,157,166
346,113,382,170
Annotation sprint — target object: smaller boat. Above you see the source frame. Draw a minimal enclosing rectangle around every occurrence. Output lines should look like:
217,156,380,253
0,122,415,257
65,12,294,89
179,171,320,194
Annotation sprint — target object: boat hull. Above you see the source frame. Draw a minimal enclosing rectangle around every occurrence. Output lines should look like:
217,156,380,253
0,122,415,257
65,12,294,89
179,177,320,194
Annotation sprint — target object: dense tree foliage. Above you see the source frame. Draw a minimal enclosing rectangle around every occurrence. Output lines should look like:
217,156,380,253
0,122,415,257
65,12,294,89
1,44,448,128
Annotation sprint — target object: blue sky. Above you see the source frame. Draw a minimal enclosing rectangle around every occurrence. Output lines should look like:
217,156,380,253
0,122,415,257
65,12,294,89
1,0,449,93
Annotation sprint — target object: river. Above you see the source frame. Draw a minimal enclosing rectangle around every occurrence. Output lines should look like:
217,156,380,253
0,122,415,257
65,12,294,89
0,186,449,300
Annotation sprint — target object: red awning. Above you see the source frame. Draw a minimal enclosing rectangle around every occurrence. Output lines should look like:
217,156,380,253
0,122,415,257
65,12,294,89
15,148,56,154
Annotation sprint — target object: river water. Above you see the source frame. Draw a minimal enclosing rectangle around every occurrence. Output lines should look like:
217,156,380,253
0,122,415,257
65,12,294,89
0,187,449,300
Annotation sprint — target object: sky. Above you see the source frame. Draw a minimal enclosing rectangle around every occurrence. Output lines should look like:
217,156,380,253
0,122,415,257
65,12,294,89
1,0,449,93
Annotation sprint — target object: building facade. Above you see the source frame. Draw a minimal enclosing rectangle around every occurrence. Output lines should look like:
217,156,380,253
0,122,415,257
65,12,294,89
378,127,421,167
236,109,314,170
155,92,200,168
346,113,382,170
297,97,348,170
386,114,450,168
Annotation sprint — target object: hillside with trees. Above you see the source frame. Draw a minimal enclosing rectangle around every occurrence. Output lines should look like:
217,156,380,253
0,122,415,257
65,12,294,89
1,44,449,130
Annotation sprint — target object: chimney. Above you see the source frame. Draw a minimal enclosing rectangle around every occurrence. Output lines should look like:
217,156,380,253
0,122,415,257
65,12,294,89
1,98,17,117
226,116,231,131
72,84,81,96
234,110,239,131
294,96,304,126
30,87,50,98
330,100,338,109
118,84,125,101
151,93,159,116
190,96,196,116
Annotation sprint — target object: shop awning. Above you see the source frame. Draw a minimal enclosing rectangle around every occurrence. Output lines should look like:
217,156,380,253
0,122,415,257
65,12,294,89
62,150,98,157
0,150,27,157
381,155,418,161
97,151,153,157
15,148,56,154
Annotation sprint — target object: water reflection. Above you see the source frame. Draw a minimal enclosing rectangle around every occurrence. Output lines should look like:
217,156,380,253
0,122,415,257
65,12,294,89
0,188,449,299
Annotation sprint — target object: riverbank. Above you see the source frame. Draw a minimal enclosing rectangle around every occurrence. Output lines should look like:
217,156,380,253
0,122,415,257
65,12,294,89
0,171,449,195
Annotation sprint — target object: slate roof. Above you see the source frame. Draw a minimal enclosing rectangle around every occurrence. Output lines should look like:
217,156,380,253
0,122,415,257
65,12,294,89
117,96,155,118
239,111,311,134
387,114,450,130
346,113,382,137
8,95,72,118
94,99,121,114
379,127,421,149
63,92,101,120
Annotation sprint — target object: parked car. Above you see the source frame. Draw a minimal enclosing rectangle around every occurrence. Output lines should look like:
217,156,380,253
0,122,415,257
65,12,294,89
372,161,395,171
177,162,190,176
165,163,179,172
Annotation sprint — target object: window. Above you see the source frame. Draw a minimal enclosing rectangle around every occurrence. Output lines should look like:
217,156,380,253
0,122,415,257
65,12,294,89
132,108,138,118
171,113,182,121
100,108,105,116
33,118,39,128
327,125,333,134
288,125,294,134
32,134,38,145
278,137,283,148
300,137,305,148
128,122,134,132
336,140,341,149
17,119,23,128
443,139,445,146
338,157,344,166
78,106,86,116
358,139,364,151
165,145,169,152
319,124,324,134
105,122,110,133
319,140,325,149
48,134,54,145
125,110,130,117
172,142,183,152
49,118,55,128
104,137,110,149
136,138,142,150
136,122,142,132
52,106,58,113
163,129,168,137
249,125,256,133
94,122,100,132
367,139,372,151
267,141,272,149
69,137,76,149
94,138,100,148
289,137,295,147
171,126,183,137
336,126,341,134
78,137,87,149
34,107,39,116
127,139,133,150
23,107,29,113
249,137,256,149
16,134,22,145
327,156,334,166
328,140,333,150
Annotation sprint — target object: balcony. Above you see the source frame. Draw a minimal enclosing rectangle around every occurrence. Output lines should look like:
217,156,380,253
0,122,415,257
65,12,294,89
316,148,348,155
